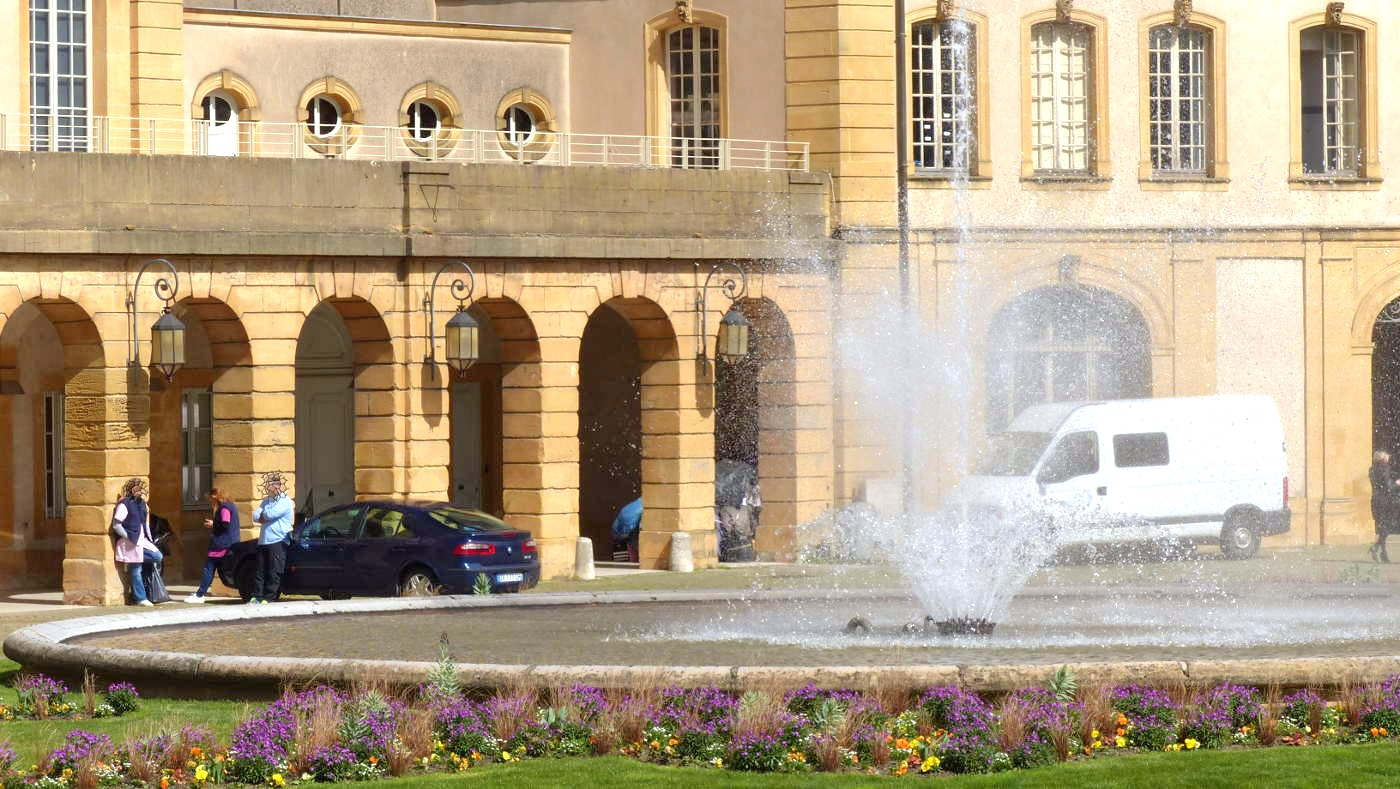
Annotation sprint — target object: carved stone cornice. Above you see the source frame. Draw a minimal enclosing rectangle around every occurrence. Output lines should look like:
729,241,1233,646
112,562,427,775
1326,2,1345,27
1174,0,1193,28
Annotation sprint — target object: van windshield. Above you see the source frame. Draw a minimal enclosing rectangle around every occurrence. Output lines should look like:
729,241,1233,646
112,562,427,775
976,432,1054,476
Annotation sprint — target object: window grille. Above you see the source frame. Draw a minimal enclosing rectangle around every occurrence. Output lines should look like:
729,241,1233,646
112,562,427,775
667,25,722,168
912,19,976,173
1030,22,1092,173
1148,25,1209,174
181,389,213,508
43,391,64,519
29,0,90,152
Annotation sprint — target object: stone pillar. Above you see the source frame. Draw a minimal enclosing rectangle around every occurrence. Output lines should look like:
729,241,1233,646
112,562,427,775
1321,252,1366,544
639,354,718,570
128,0,185,153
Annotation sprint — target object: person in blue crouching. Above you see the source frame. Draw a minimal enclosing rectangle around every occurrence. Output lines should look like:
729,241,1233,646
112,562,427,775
612,497,643,563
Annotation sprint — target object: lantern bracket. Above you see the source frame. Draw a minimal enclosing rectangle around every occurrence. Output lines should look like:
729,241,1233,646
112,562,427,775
126,257,180,371
423,260,477,379
695,261,748,363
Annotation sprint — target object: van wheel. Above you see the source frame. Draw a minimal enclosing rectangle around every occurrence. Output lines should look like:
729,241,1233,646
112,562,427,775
235,560,258,602
1221,514,1261,560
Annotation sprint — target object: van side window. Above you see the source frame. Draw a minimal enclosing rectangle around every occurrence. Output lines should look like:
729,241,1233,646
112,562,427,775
1038,431,1099,484
1113,432,1170,468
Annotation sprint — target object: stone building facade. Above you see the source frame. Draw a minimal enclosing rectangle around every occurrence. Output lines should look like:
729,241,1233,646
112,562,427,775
6,0,1400,603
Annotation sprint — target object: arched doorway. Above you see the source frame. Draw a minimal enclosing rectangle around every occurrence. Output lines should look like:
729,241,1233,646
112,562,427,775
1372,299,1400,456
986,285,1151,430
715,297,797,561
295,303,356,515
200,89,241,157
450,304,502,511
578,303,642,560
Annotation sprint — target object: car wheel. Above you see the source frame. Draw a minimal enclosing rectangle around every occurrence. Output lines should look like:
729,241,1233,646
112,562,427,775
1220,513,1261,560
398,568,439,598
235,560,257,602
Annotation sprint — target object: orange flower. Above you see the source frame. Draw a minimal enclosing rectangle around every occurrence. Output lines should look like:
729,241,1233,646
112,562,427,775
1382,728,1390,737
895,738,910,750
369,756,379,765
190,747,202,759
1372,728,1381,737
668,738,679,747
161,781,169,789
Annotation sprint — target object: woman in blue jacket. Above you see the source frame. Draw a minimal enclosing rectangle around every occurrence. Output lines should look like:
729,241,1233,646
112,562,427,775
184,488,241,603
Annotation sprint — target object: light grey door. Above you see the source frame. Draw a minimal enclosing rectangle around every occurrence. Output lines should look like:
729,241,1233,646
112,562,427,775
450,380,483,508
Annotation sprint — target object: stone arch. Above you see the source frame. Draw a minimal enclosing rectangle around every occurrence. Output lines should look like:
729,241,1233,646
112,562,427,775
991,259,1169,351
985,284,1152,431
578,296,699,568
0,297,124,604
297,76,365,156
147,296,254,579
190,69,262,122
296,296,396,512
715,296,798,561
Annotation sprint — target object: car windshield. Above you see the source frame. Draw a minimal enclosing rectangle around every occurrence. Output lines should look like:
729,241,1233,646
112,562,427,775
975,432,1054,476
425,506,514,533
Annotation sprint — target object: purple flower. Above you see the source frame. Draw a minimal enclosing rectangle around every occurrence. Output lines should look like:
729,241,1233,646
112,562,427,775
307,744,357,782
45,730,113,774
0,741,17,774
569,684,609,721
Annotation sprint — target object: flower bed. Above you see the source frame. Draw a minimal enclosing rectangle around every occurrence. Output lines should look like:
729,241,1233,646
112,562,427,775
0,675,141,722
3,670,1400,786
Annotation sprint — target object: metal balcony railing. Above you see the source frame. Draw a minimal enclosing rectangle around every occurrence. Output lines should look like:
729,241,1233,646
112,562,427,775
0,114,811,172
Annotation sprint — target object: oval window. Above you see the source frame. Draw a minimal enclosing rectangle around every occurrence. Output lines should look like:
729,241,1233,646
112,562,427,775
503,104,535,146
305,95,342,138
407,100,440,141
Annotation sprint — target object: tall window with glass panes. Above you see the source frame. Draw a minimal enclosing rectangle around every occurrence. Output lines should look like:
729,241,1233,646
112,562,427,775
29,0,89,152
1029,22,1093,174
911,19,976,175
1148,25,1210,175
666,25,722,168
1300,26,1361,176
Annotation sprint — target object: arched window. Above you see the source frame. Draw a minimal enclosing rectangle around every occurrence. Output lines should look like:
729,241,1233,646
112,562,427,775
305,95,342,139
199,90,241,157
406,100,439,141
1147,24,1210,174
502,104,535,148
911,17,976,174
666,23,722,168
987,285,1151,430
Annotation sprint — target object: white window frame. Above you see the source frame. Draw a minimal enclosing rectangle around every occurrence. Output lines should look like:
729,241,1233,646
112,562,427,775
503,104,535,147
912,19,976,174
29,0,91,152
1030,21,1093,173
305,95,343,139
407,100,440,141
181,388,213,509
1148,25,1210,175
1300,27,1361,176
43,391,64,519
666,24,722,169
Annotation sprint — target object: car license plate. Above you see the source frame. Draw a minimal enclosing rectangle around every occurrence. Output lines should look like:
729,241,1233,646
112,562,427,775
495,573,524,584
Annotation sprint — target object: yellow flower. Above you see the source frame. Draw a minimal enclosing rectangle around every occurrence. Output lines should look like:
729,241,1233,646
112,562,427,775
919,756,940,773
1090,729,1100,739
471,752,484,762
195,766,209,782
649,740,660,749
668,738,679,746
501,751,514,762
1114,736,1126,748
895,763,909,776
1184,738,1200,751
270,774,285,788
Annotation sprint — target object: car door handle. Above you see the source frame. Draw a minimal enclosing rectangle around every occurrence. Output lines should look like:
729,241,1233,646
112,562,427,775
1097,486,1107,496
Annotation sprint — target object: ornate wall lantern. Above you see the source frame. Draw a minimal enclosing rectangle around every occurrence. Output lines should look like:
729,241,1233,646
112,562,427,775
696,261,750,364
126,257,184,381
424,260,479,378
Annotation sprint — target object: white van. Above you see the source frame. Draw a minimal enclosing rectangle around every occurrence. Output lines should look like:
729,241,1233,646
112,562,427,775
956,395,1290,559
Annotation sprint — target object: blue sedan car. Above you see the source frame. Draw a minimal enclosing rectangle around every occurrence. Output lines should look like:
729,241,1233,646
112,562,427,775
218,500,540,600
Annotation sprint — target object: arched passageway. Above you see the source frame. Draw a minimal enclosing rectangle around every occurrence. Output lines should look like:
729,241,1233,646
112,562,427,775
986,285,1151,430
715,297,797,561
1372,299,1400,457
578,303,642,559
295,297,394,517
0,298,117,602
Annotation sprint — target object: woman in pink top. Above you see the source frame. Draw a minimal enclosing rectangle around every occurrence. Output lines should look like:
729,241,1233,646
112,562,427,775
185,488,241,603
111,478,162,606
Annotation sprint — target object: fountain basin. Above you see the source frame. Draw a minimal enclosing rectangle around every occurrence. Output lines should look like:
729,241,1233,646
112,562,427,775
7,583,1400,698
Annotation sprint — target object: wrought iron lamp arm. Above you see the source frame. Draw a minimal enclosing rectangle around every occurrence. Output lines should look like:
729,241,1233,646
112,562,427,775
126,257,180,367
423,260,477,366
696,261,748,360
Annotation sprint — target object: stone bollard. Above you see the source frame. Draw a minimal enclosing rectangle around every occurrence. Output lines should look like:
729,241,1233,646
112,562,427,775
574,537,596,581
669,531,694,573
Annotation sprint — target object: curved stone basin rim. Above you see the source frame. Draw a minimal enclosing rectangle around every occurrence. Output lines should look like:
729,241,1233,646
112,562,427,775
6,590,1400,696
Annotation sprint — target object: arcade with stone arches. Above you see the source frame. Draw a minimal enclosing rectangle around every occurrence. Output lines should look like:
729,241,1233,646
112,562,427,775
0,259,834,601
